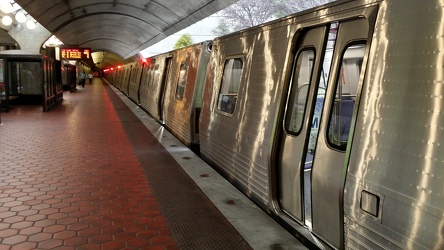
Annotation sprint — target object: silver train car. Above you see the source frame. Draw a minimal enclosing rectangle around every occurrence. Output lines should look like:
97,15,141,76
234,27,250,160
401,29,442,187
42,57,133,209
107,41,211,148
105,0,444,249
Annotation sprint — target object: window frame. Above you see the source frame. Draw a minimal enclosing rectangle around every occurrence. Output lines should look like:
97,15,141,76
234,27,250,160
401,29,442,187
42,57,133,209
175,61,188,100
284,47,316,136
216,56,244,116
326,41,367,151
152,64,160,87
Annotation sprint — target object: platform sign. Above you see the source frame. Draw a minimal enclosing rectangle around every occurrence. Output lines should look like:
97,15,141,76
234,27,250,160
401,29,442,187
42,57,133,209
60,48,91,60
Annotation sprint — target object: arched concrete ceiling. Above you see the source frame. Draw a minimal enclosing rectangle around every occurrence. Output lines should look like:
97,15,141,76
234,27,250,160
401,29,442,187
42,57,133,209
14,0,238,67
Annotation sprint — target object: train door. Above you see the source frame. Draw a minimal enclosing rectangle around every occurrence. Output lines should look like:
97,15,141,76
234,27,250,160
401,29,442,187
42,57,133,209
310,18,369,248
137,64,145,104
159,57,172,124
277,25,329,225
277,16,373,249
126,65,133,95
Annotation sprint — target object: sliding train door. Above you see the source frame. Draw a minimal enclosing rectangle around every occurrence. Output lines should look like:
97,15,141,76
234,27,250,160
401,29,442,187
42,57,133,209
277,13,375,249
277,25,328,224
310,18,369,249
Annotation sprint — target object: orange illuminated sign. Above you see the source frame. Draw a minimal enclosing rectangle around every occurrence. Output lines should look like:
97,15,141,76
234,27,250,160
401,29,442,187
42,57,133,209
60,48,91,60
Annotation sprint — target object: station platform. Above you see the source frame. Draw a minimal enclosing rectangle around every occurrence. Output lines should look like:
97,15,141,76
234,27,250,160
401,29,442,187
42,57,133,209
0,78,307,250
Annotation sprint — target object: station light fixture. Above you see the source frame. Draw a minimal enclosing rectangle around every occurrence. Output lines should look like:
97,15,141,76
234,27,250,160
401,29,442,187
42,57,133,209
14,10,26,23
1,15,12,26
0,1,13,14
0,1,39,30
26,20,36,29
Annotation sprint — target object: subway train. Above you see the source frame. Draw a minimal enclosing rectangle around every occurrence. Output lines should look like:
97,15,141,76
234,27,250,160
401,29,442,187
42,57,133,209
103,0,444,249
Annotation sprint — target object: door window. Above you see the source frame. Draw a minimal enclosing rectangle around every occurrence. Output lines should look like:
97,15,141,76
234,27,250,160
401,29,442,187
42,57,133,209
327,43,366,150
285,49,315,135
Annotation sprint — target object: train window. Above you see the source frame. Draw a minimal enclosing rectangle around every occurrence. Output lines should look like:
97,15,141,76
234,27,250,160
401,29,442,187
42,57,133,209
217,58,243,114
131,67,136,82
152,65,160,86
285,49,315,134
145,65,152,88
175,62,188,100
146,65,153,88
327,43,366,150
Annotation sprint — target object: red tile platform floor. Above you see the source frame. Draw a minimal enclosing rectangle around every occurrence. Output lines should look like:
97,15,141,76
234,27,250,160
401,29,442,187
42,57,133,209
0,82,176,249
0,79,250,250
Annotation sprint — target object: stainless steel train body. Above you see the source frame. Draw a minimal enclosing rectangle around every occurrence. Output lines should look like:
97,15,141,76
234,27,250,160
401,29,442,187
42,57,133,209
105,0,443,249
108,64,128,91
108,41,211,147
138,53,172,123
119,62,135,96
199,0,443,249
162,41,212,147
127,61,144,102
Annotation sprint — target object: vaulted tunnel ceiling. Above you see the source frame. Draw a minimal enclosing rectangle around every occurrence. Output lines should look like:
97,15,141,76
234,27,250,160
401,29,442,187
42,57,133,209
14,0,238,69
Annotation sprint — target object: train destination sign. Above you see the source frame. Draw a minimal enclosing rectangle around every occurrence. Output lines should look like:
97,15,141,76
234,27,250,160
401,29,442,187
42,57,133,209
60,48,91,60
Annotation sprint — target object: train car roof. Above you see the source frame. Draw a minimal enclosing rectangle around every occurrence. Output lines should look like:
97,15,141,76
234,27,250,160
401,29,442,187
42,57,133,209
214,0,378,41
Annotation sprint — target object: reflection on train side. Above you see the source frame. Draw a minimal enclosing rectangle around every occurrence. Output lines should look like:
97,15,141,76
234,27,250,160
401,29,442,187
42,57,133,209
104,1,444,249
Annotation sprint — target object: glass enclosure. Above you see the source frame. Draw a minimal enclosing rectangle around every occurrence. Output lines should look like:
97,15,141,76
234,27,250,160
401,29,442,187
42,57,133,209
8,61,42,95
0,52,61,112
